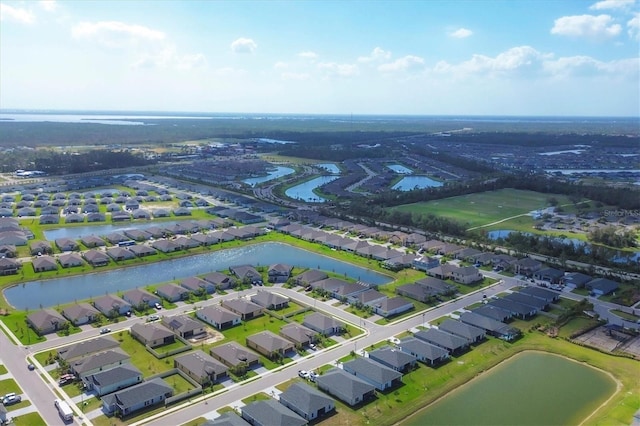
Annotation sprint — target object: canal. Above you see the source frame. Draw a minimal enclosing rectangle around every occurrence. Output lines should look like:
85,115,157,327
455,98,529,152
4,242,392,310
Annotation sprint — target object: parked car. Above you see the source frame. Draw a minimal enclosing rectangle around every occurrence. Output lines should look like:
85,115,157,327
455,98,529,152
100,328,111,334
155,302,162,310
298,370,309,378
148,314,160,322
3,394,21,405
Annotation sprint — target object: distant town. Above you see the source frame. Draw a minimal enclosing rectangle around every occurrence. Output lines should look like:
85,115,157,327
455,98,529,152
0,112,638,426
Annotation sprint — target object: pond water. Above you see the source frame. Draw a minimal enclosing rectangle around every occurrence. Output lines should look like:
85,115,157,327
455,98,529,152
44,220,188,241
392,176,443,191
387,164,413,174
285,176,339,202
405,351,616,426
4,242,391,309
242,166,295,186
316,163,341,174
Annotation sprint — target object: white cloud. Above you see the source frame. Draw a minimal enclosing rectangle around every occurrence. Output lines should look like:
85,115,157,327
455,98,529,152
589,0,636,10
628,12,640,40
358,47,391,63
0,3,35,24
551,14,622,39
543,55,639,78
72,21,166,47
433,46,548,76
132,45,206,70
230,37,257,53
378,55,425,72
273,61,289,70
298,51,318,60
318,62,359,77
39,0,57,12
448,28,473,39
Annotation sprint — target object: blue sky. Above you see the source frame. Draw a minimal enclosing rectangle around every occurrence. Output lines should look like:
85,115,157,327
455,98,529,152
1,0,638,116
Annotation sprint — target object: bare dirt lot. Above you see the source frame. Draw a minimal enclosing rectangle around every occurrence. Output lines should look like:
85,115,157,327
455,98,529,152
572,325,640,358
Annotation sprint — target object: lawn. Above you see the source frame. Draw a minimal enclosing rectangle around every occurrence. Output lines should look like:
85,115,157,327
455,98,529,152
0,378,23,395
0,311,46,345
610,309,640,322
390,189,576,229
0,365,7,375
164,373,197,394
11,412,45,426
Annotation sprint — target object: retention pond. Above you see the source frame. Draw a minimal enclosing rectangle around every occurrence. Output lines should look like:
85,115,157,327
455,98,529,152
405,351,616,426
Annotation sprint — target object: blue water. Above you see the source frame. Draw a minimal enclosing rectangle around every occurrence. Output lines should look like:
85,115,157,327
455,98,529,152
3,242,391,309
392,176,443,191
317,163,341,174
243,166,295,186
387,164,412,174
43,220,189,241
285,176,339,202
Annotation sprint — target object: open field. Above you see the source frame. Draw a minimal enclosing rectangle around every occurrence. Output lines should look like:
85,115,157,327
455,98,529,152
390,189,577,229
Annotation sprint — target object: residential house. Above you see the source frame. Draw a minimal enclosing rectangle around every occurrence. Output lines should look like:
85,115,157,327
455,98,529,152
174,350,228,386
83,249,110,267
415,277,457,297
533,267,565,284
368,347,417,373
396,283,439,303
196,305,241,330
59,252,84,268
62,303,100,326
151,239,181,253
203,272,234,290
562,272,593,289
279,382,335,422
70,348,131,379
106,247,136,262
101,378,173,417
267,263,293,283
398,337,450,366
162,315,205,339
156,283,189,303
84,364,143,396
93,294,131,318
32,255,58,272
302,312,344,336
586,278,619,296
437,319,486,344
210,341,260,369
251,290,289,310
123,288,161,310
280,323,317,347
471,304,512,322
26,309,68,335
0,258,19,275
373,296,414,318
55,238,78,251
181,276,215,295
80,235,106,248
246,331,294,358
57,336,120,362
518,286,560,304
487,298,537,319
128,244,156,257
315,368,376,407
514,257,542,276
241,399,307,426
29,240,52,255
413,328,469,355
503,293,548,311
342,357,403,391
459,312,520,342
349,289,387,307
426,264,456,280
229,265,262,285
450,265,483,284
130,323,175,348
222,299,263,320
491,254,518,271
294,270,328,288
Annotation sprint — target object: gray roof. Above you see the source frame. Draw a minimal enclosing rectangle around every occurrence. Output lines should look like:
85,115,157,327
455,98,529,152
242,399,306,426
71,348,130,375
315,368,375,402
246,331,293,352
210,341,260,367
123,288,159,306
437,319,485,343
460,311,519,335
343,357,402,385
488,298,536,317
517,286,559,302
368,347,417,369
198,305,241,325
302,312,343,333
586,278,619,293
130,322,174,342
398,337,449,361
175,350,227,377
102,377,172,411
27,309,67,330
223,298,263,315
163,315,203,334
471,304,512,322
88,364,142,388
251,290,288,308
207,412,250,426
157,283,189,299
62,303,99,322
503,293,547,310
280,323,316,344
58,335,120,361
279,382,334,417
93,294,130,313
414,328,468,352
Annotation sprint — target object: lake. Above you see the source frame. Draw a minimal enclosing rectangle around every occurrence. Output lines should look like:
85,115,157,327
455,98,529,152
43,220,189,241
392,176,443,191
4,242,391,309
242,166,295,186
405,351,616,426
285,176,339,202
317,163,341,174
387,164,413,174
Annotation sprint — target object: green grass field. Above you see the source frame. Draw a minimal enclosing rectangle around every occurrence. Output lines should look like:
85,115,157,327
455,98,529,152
390,189,577,229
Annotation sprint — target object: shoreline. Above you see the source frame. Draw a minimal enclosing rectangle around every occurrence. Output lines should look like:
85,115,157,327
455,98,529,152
395,348,622,426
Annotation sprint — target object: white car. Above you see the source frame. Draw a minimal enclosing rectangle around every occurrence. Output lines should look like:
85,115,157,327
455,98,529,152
298,370,309,378
155,302,162,310
148,314,160,322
